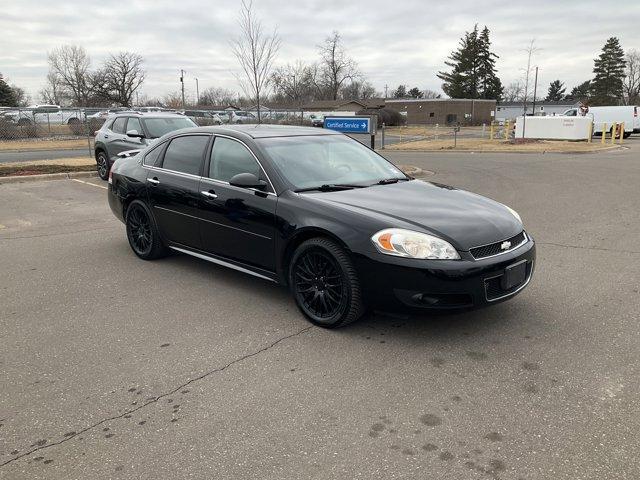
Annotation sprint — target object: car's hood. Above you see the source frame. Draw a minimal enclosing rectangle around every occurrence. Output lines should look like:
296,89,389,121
305,179,522,250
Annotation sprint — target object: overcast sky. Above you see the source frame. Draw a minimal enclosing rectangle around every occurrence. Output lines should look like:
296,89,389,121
2,0,639,103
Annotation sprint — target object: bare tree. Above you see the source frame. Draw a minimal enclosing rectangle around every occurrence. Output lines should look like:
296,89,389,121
317,31,359,100
199,87,238,107
271,61,319,105
163,91,186,109
47,45,92,106
231,0,280,122
40,71,67,105
503,81,525,101
623,49,640,105
340,80,378,100
93,52,145,106
422,89,442,99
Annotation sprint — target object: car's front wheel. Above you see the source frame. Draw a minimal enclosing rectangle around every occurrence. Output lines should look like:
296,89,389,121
96,151,109,181
289,237,365,328
126,201,168,260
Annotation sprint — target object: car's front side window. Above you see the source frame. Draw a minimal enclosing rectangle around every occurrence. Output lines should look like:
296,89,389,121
126,117,143,135
160,135,209,176
209,137,263,183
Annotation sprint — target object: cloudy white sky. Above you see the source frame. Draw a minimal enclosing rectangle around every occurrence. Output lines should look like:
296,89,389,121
1,0,639,103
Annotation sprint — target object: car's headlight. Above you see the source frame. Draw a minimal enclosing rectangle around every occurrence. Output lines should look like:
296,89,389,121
504,205,522,223
371,228,460,260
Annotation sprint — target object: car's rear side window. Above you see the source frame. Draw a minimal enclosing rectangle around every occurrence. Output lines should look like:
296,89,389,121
112,117,127,134
160,135,209,176
143,144,163,167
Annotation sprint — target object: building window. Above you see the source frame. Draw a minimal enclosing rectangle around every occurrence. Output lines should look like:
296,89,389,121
429,112,435,117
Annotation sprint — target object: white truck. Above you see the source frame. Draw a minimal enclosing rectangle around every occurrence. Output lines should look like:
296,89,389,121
562,105,638,137
1,104,85,126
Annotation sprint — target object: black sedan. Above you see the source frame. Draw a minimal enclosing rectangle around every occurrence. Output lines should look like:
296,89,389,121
108,125,535,328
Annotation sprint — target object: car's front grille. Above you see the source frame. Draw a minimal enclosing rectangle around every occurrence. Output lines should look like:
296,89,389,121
470,231,527,260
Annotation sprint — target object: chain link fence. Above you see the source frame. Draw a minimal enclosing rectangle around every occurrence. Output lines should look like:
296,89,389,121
0,107,107,140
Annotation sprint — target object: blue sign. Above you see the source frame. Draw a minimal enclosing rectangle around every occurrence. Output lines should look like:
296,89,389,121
324,116,372,134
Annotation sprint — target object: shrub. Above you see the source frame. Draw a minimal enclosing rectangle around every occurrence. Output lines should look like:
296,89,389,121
356,107,406,127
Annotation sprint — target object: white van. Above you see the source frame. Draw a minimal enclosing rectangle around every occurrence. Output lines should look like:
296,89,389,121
562,105,637,136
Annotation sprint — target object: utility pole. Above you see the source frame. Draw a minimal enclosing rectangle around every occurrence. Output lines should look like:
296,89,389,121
384,84,388,99
531,66,539,119
195,78,199,106
180,69,185,109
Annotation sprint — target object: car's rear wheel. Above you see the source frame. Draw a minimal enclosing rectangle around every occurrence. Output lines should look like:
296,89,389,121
289,238,365,328
126,201,167,260
96,151,109,180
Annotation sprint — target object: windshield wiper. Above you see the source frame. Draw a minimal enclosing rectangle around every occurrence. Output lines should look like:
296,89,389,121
294,183,368,193
375,177,410,185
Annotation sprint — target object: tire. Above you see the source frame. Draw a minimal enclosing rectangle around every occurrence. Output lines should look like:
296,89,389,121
67,117,80,125
17,118,31,126
289,237,365,328
96,150,109,181
623,132,631,139
125,201,168,260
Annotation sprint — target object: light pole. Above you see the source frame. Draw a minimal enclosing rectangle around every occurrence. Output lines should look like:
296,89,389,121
180,69,186,109
531,66,539,119
195,78,199,106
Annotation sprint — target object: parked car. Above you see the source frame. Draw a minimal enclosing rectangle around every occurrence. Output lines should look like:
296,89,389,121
563,105,636,136
94,112,197,180
229,111,256,124
108,125,535,328
2,104,84,126
310,114,324,127
181,110,223,126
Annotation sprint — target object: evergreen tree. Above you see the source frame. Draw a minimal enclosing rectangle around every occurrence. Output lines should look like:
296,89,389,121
590,37,626,105
407,87,423,98
0,74,18,107
567,80,591,102
438,25,502,100
545,80,566,101
393,84,407,98
477,26,503,100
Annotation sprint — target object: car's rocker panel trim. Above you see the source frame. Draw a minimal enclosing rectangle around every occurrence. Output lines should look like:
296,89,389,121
169,246,276,282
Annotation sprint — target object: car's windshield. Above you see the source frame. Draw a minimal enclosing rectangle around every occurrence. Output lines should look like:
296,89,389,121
257,134,407,190
143,117,197,138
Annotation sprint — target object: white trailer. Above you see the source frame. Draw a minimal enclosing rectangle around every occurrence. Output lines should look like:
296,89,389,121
562,106,637,136
515,116,592,140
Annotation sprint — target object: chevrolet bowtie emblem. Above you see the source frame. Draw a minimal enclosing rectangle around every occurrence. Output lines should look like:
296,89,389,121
500,241,512,250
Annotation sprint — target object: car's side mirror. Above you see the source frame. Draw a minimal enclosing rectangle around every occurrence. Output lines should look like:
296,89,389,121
126,129,144,138
229,172,267,190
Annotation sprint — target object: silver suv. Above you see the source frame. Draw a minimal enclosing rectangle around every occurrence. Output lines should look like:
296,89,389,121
93,112,196,180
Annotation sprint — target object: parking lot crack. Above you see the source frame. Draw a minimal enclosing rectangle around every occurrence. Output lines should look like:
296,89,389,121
538,241,640,255
0,325,314,468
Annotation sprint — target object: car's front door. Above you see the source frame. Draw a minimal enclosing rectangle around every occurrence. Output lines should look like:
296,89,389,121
198,135,277,272
145,134,211,250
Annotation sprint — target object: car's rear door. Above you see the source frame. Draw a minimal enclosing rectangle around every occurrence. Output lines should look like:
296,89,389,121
108,117,130,157
198,135,277,271
145,133,211,249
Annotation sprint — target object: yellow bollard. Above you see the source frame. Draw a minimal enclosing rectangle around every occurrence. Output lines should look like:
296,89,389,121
504,121,510,140
620,123,625,144
601,123,607,144
610,122,617,144
588,121,593,143
490,122,495,140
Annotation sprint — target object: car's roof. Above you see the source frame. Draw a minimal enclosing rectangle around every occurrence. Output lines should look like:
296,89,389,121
175,124,341,139
111,112,185,119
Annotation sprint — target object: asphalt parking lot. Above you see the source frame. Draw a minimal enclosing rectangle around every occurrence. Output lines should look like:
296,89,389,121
1,141,639,479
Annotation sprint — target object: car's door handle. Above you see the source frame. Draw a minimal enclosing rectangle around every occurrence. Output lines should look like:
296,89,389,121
201,190,217,199
148,177,160,185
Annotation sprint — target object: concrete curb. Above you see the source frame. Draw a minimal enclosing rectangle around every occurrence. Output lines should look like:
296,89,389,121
0,170,98,185
385,145,627,155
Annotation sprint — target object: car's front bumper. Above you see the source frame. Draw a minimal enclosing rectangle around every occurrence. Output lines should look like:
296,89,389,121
354,236,536,312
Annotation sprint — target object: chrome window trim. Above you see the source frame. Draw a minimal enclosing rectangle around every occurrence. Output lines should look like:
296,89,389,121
470,231,529,260
169,246,275,282
484,260,534,302
143,164,201,180
208,134,276,194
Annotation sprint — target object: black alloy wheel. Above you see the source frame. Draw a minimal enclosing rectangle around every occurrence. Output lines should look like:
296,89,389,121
126,201,167,260
290,238,364,328
96,151,109,181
